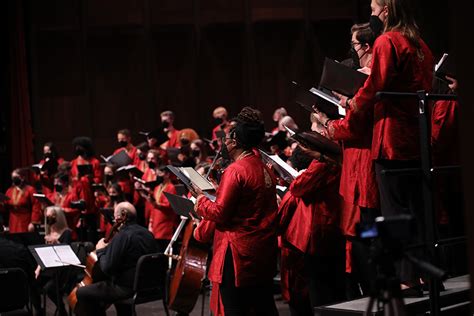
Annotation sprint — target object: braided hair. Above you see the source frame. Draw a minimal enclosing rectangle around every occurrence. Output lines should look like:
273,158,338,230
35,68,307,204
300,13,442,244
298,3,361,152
230,107,265,150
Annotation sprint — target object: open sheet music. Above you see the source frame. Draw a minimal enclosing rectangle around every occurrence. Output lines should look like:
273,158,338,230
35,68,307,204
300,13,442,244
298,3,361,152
167,166,215,192
309,87,346,116
29,244,82,269
260,150,299,183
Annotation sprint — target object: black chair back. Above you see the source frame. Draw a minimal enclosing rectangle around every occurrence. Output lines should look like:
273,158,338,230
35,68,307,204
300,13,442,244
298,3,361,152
0,268,29,312
70,241,95,264
133,253,167,302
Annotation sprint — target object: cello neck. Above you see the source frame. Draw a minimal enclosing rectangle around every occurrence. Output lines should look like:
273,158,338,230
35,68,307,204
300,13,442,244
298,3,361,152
104,213,127,243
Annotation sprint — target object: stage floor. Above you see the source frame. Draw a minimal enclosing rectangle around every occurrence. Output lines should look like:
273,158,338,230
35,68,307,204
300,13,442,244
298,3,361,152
45,293,292,315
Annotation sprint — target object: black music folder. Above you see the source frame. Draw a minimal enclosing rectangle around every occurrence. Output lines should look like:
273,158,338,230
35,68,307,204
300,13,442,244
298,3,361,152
99,207,115,225
293,81,345,119
33,193,54,206
167,166,215,192
133,177,160,190
259,150,298,183
101,150,132,167
163,192,200,219
284,126,342,156
77,164,93,176
166,148,181,166
435,53,456,80
91,183,108,194
319,58,368,97
117,165,144,178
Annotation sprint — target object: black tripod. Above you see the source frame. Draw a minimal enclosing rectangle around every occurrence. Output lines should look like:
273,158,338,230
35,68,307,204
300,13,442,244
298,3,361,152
364,238,406,316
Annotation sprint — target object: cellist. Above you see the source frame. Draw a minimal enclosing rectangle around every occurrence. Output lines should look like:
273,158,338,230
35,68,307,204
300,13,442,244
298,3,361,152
75,202,157,316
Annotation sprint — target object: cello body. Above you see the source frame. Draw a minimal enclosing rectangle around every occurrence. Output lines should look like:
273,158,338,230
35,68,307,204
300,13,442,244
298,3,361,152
67,214,125,311
67,251,105,310
168,220,208,314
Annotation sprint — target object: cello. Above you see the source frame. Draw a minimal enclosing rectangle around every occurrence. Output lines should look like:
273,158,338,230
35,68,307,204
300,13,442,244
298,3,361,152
167,219,209,314
67,213,127,311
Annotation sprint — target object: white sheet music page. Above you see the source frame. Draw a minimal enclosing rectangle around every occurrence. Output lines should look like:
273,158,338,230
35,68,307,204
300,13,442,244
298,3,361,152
54,245,81,265
35,247,63,268
270,154,299,179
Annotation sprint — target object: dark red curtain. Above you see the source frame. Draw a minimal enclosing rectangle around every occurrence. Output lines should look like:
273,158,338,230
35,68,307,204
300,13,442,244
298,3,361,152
8,0,34,169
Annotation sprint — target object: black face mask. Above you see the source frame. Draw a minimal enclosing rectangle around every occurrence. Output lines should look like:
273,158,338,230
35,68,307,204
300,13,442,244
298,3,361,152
350,47,361,70
191,149,200,158
44,152,52,159
214,117,223,125
369,14,384,37
180,139,190,146
162,121,170,129
118,141,128,148
12,177,22,186
147,161,156,170
105,174,114,183
55,184,63,192
109,195,119,202
46,217,56,226
156,176,164,185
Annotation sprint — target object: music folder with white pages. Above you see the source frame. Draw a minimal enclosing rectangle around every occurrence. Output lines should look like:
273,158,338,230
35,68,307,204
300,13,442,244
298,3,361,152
309,87,347,116
29,244,84,270
259,150,299,183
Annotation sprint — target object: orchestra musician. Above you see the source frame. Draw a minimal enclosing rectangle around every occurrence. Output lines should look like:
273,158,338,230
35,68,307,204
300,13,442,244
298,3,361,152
75,202,158,316
36,206,73,316
194,107,279,316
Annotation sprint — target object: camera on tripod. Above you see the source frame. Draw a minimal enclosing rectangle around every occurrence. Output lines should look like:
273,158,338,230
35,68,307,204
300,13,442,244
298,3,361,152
357,214,416,257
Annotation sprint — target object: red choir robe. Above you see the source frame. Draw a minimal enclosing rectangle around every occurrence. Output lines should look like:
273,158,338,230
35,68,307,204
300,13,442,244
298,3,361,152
196,154,278,287
277,192,310,308
94,194,113,235
283,160,343,256
431,99,461,225
431,100,460,166
194,219,225,316
134,158,148,173
328,31,434,161
162,129,180,149
148,182,179,240
70,156,103,184
2,185,41,233
113,145,138,163
140,168,157,224
47,181,93,232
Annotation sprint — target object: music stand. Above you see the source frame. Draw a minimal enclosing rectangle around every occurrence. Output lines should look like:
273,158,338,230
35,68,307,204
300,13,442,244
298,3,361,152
29,244,84,315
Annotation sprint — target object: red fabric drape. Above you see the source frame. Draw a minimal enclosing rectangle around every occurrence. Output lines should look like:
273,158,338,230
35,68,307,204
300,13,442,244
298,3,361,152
8,0,34,169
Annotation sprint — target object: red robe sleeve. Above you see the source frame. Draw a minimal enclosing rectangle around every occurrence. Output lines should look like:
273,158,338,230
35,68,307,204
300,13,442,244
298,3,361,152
194,219,216,244
196,167,241,225
289,160,340,199
29,186,43,223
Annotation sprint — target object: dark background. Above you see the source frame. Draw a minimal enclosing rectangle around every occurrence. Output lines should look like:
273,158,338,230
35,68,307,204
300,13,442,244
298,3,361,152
3,0,452,162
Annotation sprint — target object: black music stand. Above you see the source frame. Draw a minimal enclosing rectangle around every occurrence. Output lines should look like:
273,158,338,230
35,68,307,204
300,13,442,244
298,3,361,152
375,90,457,316
28,244,84,315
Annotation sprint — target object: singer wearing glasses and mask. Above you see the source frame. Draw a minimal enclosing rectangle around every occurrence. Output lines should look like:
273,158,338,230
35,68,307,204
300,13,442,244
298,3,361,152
194,107,279,316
